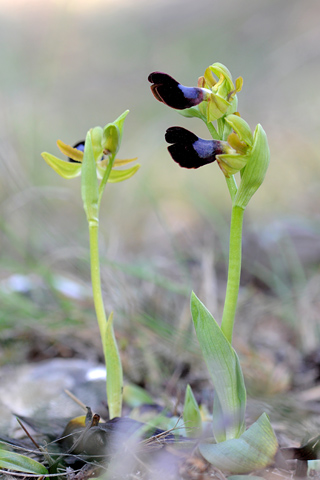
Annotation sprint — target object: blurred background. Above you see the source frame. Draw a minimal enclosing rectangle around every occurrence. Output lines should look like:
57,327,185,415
1,0,320,402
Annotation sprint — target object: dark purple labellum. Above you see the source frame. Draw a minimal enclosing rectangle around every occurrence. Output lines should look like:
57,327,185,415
165,127,226,169
148,72,206,110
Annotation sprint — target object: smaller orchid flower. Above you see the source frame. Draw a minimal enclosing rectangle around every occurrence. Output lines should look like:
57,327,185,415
148,72,211,110
165,126,234,169
41,111,140,184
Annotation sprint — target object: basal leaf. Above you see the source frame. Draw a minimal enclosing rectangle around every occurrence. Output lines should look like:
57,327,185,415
191,292,246,442
0,448,48,475
199,413,278,473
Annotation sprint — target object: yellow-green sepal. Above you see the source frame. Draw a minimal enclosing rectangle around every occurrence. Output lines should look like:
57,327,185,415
206,94,231,123
108,164,141,183
96,162,140,183
234,124,270,209
183,384,202,438
216,153,248,177
41,152,82,179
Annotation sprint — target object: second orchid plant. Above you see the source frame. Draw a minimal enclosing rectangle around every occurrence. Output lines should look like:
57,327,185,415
42,111,140,420
149,63,278,473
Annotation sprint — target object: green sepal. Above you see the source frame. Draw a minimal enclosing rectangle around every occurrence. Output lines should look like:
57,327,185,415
109,164,141,183
105,312,123,419
96,163,140,183
113,109,129,137
234,124,270,209
179,106,207,122
225,115,253,147
207,95,231,123
41,152,82,179
183,384,203,437
191,292,246,442
81,131,99,224
199,413,278,474
0,447,49,475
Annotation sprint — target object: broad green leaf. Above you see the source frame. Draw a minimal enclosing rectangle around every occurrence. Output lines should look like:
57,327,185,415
0,448,48,475
183,384,202,437
81,131,99,224
41,152,82,179
105,312,123,418
191,292,246,442
123,383,154,408
199,413,278,473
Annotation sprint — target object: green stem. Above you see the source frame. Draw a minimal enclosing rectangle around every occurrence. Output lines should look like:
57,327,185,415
220,205,244,343
225,176,238,202
206,121,238,201
98,154,115,208
89,221,107,358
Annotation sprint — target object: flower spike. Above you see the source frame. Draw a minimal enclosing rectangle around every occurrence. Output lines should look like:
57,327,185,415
148,72,211,110
165,126,232,169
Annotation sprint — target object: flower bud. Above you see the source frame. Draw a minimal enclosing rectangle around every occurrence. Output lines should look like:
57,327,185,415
233,124,270,209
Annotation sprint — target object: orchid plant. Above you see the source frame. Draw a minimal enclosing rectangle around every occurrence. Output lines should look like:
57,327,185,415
149,63,278,473
42,111,140,420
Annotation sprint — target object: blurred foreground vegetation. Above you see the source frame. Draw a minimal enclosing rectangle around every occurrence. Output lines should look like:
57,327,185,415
1,0,320,400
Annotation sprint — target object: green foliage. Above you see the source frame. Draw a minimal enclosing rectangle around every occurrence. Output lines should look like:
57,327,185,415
191,292,246,442
0,446,48,475
199,413,278,473
183,384,202,437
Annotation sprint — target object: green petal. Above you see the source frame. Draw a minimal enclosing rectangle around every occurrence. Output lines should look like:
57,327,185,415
41,152,82,179
225,115,253,147
57,140,84,162
103,124,120,154
108,164,140,183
